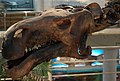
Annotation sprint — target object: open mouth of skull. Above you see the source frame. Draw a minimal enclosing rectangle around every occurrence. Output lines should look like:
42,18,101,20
3,31,62,70
5,42,60,70
3,30,90,72
3,39,67,79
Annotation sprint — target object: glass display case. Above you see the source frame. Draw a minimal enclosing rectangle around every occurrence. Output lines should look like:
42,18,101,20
0,0,34,11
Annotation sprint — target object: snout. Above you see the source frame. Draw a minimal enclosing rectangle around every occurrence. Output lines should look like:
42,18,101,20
2,40,25,60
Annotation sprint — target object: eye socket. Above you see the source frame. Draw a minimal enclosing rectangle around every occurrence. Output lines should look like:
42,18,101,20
57,19,71,30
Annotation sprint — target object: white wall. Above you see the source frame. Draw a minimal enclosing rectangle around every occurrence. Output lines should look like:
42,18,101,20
44,0,52,10
34,0,44,11
87,34,120,47
34,0,53,11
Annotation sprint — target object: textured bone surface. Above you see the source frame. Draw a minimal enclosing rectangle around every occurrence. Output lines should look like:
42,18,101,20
1,2,120,79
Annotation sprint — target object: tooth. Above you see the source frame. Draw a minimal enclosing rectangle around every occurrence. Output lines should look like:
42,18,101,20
38,44,41,47
33,45,38,49
3,63,8,70
25,48,28,52
36,47,38,49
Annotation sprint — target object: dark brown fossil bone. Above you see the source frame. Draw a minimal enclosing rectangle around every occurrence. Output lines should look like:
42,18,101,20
1,2,120,79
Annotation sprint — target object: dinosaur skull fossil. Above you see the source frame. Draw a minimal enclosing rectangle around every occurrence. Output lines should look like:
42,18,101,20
1,2,119,79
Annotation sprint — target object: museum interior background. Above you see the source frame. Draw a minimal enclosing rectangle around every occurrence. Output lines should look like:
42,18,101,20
0,0,120,81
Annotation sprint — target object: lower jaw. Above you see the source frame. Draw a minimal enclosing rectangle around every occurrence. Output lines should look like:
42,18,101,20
5,43,91,79
5,43,65,79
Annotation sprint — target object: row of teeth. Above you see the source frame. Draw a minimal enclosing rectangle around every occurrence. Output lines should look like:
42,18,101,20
25,39,58,53
25,44,42,53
